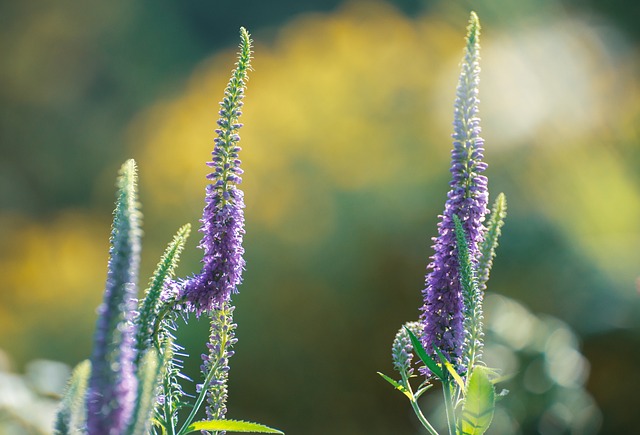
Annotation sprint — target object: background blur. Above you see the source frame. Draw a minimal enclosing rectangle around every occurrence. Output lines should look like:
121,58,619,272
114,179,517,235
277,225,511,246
1,0,639,433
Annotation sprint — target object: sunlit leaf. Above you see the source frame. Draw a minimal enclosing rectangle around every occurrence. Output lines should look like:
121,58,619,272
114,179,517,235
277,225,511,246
377,371,412,399
433,345,465,392
405,326,444,380
460,366,495,435
184,419,284,434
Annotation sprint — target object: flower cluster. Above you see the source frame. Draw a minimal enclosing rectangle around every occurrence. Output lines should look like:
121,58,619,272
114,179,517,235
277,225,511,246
174,29,252,316
391,322,423,376
381,14,507,435
419,12,488,372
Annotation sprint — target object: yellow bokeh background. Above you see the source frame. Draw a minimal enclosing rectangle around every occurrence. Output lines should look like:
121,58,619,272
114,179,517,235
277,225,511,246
1,1,638,433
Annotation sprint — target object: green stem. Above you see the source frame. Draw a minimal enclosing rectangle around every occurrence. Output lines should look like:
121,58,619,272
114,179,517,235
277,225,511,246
400,372,440,435
163,374,177,435
176,358,220,435
152,305,172,348
410,399,440,435
442,376,457,435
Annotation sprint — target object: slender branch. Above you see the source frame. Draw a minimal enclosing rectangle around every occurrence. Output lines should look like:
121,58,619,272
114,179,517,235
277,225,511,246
400,372,439,435
176,359,219,435
442,376,457,435
410,399,440,435
163,373,177,435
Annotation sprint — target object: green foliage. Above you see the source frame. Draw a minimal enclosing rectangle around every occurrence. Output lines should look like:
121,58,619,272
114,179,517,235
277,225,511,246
405,326,444,380
477,193,507,291
376,372,412,399
134,223,191,364
434,345,465,392
53,360,91,435
184,419,284,434
459,366,495,435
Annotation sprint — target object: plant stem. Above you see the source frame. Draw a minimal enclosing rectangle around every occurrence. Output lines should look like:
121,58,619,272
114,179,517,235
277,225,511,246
401,372,440,435
163,374,177,435
410,398,440,435
442,376,457,435
176,358,219,435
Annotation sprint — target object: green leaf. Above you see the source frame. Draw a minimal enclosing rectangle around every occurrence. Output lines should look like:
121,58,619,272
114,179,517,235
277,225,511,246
377,371,412,399
184,419,284,434
414,382,434,399
53,360,91,435
460,367,495,435
433,345,465,392
405,327,444,380
128,348,162,435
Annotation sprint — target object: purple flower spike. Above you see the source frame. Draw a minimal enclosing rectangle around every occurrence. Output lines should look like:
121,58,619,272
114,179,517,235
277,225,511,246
181,189,245,315
420,12,488,374
392,322,423,376
86,160,141,434
175,27,252,316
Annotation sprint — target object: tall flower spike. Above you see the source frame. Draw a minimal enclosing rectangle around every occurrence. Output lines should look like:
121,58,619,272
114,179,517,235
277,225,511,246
86,159,141,434
420,12,489,374
178,27,252,316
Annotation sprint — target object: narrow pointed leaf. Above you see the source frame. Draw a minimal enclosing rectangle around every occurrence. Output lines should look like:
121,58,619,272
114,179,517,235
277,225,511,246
377,372,412,399
185,419,284,434
405,327,443,380
414,383,434,399
53,360,91,435
460,366,495,435
433,345,465,392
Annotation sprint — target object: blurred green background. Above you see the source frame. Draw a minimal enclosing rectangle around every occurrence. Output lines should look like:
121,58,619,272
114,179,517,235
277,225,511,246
1,0,639,433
